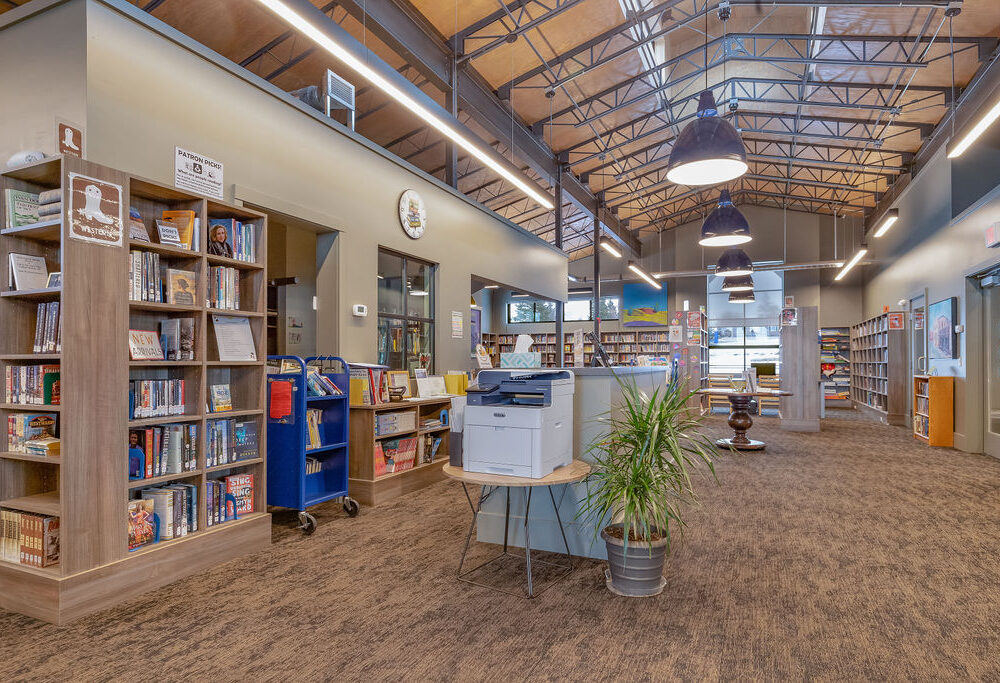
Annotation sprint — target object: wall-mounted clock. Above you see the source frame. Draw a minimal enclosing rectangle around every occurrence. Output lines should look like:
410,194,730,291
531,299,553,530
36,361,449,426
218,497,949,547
398,189,426,239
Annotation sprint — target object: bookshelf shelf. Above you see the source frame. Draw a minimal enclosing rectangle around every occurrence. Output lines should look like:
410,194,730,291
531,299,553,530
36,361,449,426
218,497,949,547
129,360,201,367
206,254,265,271
128,301,200,314
420,425,451,435
205,360,261,367
206,457,263,473
375,428,418,440
0,452,61,465
127,414,203,428
1,287,60,300
205,308,264,318
127,239,198,258
0,557,61,578
0,354,60,361
0,403,61,412
208,408,263,419
1,491,60,516
125,511,268,558
1,218,62,242
306,394,347,403
126,470,202,490
305,441,348,455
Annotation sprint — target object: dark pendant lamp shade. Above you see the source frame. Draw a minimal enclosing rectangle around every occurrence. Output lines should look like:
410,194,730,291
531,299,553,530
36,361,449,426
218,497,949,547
716,247,753,277
699,190,751,247
667,90,748,186
721,275,753,292
728,291,755,304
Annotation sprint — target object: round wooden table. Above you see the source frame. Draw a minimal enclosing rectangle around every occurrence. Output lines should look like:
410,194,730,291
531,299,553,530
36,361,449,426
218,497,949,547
443,461,591,598
698,388,793,451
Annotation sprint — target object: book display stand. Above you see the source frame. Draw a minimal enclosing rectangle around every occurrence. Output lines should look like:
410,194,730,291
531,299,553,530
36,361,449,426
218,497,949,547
266,355,358,533
0,155,269,624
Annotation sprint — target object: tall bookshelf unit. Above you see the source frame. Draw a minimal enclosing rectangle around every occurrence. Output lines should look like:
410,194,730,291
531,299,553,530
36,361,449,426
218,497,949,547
820,327,851,405
850,313,907,425
0,156,270,624
913,375,954,447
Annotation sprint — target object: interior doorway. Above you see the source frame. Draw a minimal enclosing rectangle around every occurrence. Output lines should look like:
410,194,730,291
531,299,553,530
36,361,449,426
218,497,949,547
982,276,1000,458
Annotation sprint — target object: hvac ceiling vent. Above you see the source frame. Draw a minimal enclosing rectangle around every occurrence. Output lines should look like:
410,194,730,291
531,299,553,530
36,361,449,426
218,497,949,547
325,69,356,131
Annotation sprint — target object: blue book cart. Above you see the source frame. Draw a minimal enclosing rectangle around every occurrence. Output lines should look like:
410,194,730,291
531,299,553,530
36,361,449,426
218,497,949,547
266,355,358,533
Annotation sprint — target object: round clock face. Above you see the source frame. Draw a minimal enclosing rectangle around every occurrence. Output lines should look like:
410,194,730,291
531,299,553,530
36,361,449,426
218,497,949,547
398,190,426,239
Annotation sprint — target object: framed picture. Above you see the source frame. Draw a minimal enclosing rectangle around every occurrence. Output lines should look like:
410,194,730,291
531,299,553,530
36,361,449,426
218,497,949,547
927,297,958,359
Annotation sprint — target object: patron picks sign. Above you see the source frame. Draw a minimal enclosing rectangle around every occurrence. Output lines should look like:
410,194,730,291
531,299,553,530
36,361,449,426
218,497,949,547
174,147,223,199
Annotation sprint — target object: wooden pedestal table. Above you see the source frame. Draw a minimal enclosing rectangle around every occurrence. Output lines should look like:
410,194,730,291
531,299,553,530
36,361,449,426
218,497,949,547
443,460,591,598
698,388,793,451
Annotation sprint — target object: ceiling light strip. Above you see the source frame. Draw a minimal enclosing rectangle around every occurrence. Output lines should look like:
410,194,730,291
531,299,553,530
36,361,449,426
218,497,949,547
834,249,867,281
628,262,661,289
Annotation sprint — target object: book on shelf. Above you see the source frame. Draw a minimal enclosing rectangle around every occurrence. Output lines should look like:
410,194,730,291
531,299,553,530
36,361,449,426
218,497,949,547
155,219,182,247
1,510,58,568
128,329,164,361
348,363,389,406
4,189,40,228
208,266,240,309
32,302,61,353
206,417,258,466
128,378,186,419
211,315,257,361
6,412,58,453
129,250,163,302
139,483,197,541
128,206,151,242
305,457,322,475
375,411,415,436
166,269,197,306
306,408,323,449
374,436,418,476
209,384,233,413
208,218,256,263
159,318,195,361
306,368,342,396
160,209,197,250
127,499,156,550
4,365,60,405
8,253,49,291
226,473,254,515
128,423,197,479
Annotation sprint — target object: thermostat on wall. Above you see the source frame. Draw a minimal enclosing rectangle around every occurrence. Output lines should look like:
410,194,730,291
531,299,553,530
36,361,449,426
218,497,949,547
352,304,368,317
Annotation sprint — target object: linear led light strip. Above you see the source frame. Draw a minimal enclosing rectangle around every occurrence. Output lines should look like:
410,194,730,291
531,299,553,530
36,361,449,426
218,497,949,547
628,261,661,289
834,248,867,281
255,0,555,210
949,98,1000,159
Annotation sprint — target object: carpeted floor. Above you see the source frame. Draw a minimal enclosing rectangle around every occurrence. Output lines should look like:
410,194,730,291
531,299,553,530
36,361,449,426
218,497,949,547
4,410,1000,680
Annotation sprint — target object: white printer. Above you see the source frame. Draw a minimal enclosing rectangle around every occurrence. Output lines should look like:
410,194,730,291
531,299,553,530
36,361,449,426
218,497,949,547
463,369,574,479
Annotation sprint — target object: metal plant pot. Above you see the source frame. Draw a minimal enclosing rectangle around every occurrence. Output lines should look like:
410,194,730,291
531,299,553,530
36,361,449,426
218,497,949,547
601,523,668,597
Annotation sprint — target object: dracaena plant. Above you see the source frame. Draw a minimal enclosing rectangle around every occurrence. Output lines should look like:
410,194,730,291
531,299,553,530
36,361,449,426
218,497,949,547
579,375,719,551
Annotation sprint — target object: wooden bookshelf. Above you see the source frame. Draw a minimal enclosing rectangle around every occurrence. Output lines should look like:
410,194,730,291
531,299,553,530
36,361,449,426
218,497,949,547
0,156,269,624
820,327,852,405
850,313,907,425
347,397,451,506
913,375,954,447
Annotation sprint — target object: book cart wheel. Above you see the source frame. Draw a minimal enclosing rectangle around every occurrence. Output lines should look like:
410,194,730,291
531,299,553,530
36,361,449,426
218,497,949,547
343,497,360,518
297,512,318,534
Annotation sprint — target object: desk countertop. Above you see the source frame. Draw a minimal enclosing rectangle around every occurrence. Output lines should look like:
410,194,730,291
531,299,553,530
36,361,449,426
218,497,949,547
443,460,591,487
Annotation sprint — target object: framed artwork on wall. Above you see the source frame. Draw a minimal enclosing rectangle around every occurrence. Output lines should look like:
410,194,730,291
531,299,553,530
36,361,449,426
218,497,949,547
927,297,958,359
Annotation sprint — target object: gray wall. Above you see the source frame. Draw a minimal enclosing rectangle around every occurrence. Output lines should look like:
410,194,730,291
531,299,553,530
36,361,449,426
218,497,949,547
0,0,567,374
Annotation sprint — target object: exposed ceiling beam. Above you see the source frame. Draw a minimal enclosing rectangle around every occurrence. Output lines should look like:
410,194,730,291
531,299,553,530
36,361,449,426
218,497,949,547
456,0,587,64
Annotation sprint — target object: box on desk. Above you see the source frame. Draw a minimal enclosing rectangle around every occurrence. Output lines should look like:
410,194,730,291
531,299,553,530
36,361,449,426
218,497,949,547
500,352,542,368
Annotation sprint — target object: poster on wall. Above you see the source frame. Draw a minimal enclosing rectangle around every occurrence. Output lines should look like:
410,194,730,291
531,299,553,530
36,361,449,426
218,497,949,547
783,295,795,307
68,173,123,247
174,147,224,199
887,312,905,330
668,325,682,342
928,298,958,359
573,329,584,367
781,308,798,326
687,329,702,346
686,311,701,329
622,282,669,327
451,311,463,338
913,310,925,330
469,307,482,357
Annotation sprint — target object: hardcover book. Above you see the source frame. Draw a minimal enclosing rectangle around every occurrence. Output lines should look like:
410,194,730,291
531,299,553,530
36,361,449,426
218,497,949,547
4,189,39,227
161,210,196,250
166,269,197,306
225,473,254,515
8,253,49,290
209,384,233,412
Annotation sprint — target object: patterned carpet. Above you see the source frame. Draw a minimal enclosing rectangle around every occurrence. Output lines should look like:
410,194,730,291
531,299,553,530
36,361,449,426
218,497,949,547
4,409,1000,681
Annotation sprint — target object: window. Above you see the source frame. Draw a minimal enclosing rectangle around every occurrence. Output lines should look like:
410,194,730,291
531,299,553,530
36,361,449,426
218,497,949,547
506,296,620,323
377,250,434,373
707,270,783,374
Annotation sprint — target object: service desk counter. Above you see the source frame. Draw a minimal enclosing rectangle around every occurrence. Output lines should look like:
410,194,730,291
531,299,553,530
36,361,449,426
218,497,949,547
474,366,670,560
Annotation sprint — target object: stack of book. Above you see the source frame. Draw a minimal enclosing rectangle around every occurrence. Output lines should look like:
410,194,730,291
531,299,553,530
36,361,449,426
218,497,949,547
208,266,240,310
419,417,443,431
32,302,61,353
306,369,342,396
128,379,186,419
128,423,198,479
206,418,258,466
7,412,57,453
4,189,42,227
373,436,418,476
5,365,60,405
1,510,59,567
376,411,415,436
136,483,198,541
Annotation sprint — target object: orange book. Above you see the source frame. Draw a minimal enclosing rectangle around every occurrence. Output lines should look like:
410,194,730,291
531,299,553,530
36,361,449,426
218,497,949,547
161,210,196,250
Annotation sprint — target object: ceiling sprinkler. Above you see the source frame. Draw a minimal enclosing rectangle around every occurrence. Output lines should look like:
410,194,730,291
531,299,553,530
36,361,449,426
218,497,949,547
718,1,731,21
729,97,739,113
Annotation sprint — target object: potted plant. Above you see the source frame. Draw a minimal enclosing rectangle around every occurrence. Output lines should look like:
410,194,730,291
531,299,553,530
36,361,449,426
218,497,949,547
580,376,719,597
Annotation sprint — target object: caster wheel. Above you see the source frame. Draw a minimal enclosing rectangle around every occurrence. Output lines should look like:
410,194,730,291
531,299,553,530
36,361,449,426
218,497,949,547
343,498,360,517
297,512,317,534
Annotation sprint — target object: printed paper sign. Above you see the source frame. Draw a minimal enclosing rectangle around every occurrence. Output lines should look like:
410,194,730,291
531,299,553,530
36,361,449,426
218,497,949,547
451,311,463,338
781,308,798,326
888,312,905,330
686,311,701,329
174,147,223,199
913,310,925,330
573,329,584,367
68,173,123,247
687,329,702,346
668,325,682,342
784,295,795,307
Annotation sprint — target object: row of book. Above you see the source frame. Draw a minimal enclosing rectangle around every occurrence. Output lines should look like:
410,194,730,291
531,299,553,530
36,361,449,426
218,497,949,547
128,379,187,419
128,423,198,480
130,483,199,546
207,473,254,524
374,436,418,476
207,418,259,467
418,434,443,464
376,411,415,436
349,364,390,406
129,250,165,303
1,509,58,568
306,409,326,450
306,369,342,396
32,302,61,354
160,318,196,361
7,413,59,457
208,218,257,264
305,457,323,475
208,265,241,310
4,364,60,405
130,208,200,252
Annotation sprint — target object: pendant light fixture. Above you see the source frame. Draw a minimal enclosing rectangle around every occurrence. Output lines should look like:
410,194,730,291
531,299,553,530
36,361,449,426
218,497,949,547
715,247,753,277
728,291,755,304
699,189,751,246
599,238,623,258
721,275,753,292
666,91,748,186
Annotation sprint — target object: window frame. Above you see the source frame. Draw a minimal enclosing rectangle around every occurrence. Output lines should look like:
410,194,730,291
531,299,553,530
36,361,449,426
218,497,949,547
505,296,622,323
377,249,435,374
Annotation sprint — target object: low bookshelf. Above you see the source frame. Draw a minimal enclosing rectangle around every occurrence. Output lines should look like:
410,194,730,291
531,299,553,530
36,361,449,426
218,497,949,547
347,397,451,506
849,313,907,425
0,155,269,624
913,375,954,447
